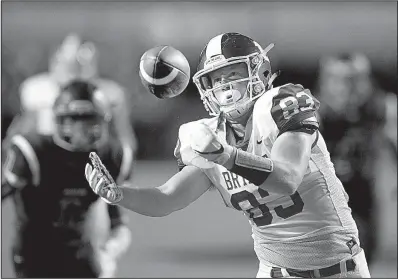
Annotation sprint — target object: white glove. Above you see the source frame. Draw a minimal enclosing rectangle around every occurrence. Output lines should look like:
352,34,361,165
181,123,234,169
85,152,123,204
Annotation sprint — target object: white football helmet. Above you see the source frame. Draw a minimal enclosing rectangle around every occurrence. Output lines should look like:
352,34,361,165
193,32,277,121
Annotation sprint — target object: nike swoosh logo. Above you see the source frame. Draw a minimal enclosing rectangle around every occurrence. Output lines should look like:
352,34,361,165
194,145,224,155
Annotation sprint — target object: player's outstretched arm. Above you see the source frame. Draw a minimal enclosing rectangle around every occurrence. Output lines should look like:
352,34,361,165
86,160,212,217
118,166,211,216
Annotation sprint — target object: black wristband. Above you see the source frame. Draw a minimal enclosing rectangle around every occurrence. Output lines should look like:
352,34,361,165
230,164,272,186
229,149,273,186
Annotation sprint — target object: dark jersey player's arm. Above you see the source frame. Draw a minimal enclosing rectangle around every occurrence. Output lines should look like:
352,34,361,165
103,141,135,257
2,135,38,200
111,86,138,162
104,204,131,258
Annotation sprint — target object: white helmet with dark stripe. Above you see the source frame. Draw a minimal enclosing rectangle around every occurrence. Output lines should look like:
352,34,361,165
193,32,276,120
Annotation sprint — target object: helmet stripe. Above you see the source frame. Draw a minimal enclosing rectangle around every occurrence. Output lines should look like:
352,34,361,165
139,60,179,85
205,34,224,59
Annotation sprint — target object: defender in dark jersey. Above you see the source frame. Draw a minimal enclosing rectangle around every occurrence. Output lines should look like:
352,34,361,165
315,53,386,265
1,80,133,278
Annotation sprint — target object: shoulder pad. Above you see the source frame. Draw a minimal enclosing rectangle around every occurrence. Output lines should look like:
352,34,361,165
20,73,60,111
271,83,320,134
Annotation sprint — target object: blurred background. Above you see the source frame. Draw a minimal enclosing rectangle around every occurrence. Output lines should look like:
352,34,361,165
1,1,397,278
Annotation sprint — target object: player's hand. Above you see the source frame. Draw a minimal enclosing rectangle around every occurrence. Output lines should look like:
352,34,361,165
85,152,123,205
97,248,117,278
188,123,235,168
103,238,123,259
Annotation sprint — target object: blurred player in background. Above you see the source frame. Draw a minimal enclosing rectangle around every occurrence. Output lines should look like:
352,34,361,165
375,91,397,264
86,33,371,278
382,91,397,155
314,53,387,265
4,33,137,164
1,80,133,278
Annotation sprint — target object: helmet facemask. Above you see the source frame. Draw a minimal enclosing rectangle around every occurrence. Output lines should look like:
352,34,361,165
193,44,274,121
53,99,111,152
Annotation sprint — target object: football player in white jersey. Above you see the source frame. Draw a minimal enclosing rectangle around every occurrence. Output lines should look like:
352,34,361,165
5,33,137,163
85,32,371,278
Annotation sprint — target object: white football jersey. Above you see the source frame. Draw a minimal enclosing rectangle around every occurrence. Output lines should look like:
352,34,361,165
19,73,127,135
175,83,360,269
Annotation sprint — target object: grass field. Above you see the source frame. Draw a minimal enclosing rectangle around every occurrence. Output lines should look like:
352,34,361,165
1,160,396,278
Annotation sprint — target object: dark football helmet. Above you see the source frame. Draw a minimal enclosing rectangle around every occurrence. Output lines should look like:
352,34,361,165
193,32,277,120
52,80,112,151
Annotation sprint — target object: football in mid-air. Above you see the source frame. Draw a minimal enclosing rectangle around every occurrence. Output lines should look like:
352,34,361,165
139,45,190,99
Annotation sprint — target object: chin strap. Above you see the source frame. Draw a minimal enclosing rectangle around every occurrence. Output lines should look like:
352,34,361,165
217,111,226,130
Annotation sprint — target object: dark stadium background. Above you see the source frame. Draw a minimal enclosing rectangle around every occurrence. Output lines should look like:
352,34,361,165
1,1,397,277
